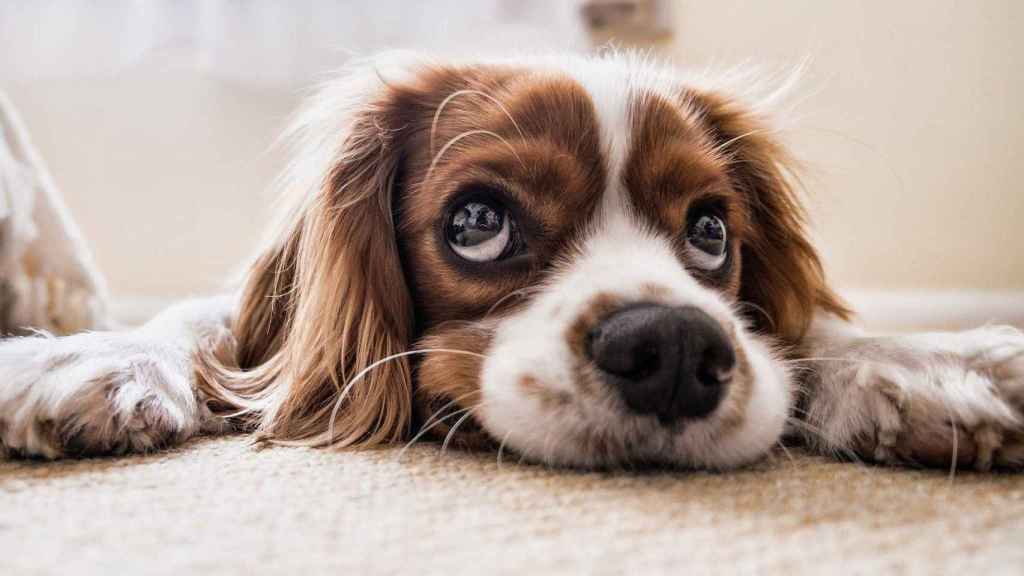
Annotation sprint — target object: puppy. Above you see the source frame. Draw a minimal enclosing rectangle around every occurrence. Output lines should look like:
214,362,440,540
1,52,1022,470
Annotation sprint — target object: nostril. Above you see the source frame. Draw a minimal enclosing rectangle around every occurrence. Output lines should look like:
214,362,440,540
697,364,733,388
586,307,669,382
587,330,659,380
696,346,736,389
587,303,736,423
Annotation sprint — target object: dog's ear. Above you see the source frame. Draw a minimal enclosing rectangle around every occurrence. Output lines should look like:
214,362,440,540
198,58,425,447
694,91,850,344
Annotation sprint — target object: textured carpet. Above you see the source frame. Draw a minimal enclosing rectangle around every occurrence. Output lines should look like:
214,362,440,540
2,436,1022,575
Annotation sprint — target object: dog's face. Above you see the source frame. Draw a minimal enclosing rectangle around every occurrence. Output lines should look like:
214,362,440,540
225,53,847,469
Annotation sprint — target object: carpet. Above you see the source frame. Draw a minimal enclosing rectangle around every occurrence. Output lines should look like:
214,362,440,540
2,436,1022,575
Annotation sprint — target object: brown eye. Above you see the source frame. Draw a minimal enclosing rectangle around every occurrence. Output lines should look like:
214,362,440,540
686,214,727,270
446,200,518,262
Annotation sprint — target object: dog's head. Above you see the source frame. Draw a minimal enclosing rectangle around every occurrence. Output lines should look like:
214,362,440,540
210,52,848,469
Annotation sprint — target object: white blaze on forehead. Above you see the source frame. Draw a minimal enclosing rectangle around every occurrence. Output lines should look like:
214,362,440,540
559,60,633,216
530,52,691,218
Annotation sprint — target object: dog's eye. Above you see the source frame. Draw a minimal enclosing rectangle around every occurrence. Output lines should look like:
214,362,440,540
685,214,727,270
446,200,520,262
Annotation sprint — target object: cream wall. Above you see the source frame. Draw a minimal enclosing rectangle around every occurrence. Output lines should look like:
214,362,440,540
666,0,1023,291
4,0,1022,303
7,72,293,298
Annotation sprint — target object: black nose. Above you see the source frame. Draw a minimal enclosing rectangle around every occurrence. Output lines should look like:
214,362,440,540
586,304,736,423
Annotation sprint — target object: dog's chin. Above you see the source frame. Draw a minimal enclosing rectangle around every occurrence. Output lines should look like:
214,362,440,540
476,319,791,470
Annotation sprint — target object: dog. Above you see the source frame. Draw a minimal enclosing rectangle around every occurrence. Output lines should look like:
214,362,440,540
1,52,1022,470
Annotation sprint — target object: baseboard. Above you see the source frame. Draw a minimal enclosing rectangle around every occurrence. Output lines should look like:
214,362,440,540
109,290,1024,332
842,290,1024,332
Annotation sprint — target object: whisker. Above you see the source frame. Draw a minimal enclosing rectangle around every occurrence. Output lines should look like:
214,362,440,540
710,128,777,158
327,348,486,444
786,417,864,465
395,406,474,463
426,129,526,182
783,365,820,376
776,439,796,466
484,286,536,319
930,368,963,482
430,89,527,157
496,429,515,470
949,420,959,483
539,426,558,470
441,408,479,454
734,301,776,332
418,390,481,436
395,390,484,461
781,357,943,374
790,126,908,201
783,356,886,366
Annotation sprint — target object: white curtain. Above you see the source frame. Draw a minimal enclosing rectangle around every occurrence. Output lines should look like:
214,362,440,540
0,0,590,85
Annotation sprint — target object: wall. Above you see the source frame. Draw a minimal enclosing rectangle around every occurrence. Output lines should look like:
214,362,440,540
667,0,1023,291
6,72,291,297
4,0,1022,304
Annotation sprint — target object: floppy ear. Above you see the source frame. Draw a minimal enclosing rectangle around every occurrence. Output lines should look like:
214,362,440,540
197,60,421,447
695,92,850,345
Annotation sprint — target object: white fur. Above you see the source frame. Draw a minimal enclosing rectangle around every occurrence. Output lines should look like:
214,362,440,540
0,296,233,458
801,316,1024,470
1,51,1021,471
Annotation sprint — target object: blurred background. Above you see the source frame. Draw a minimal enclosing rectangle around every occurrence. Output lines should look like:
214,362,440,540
1,0,1021,328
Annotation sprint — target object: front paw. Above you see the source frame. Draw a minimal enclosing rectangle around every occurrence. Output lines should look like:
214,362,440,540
0,332,201,458
802,325,1024,471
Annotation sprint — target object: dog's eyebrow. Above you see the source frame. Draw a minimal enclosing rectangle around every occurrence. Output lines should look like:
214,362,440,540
621,92,731,231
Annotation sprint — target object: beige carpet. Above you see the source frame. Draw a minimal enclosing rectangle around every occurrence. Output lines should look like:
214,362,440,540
2,436,1022,575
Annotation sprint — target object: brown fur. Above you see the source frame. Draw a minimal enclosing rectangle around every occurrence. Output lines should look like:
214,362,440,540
192,58,847,452
413,321,496,449
687,91,851,343
564,292,625,359
196,76,424,447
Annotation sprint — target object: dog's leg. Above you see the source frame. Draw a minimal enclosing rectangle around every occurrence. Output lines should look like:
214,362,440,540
0,294,236,458
796,314,1024,470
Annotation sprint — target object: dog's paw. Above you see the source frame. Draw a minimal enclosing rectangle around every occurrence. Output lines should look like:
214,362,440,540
0,332,204,459
802,325,1024,471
